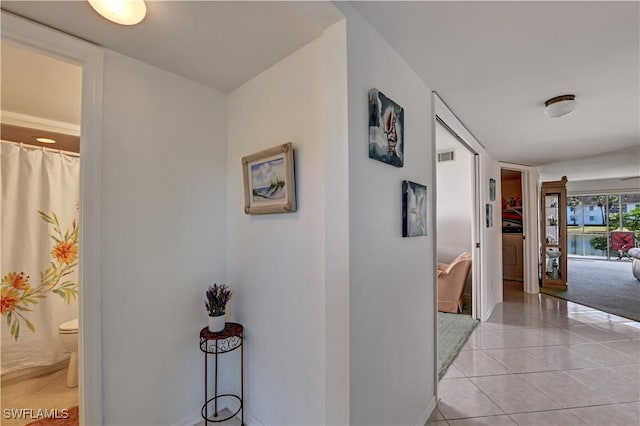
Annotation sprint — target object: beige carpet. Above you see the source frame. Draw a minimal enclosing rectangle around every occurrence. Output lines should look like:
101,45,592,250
541,258,640,321
437,311,478,380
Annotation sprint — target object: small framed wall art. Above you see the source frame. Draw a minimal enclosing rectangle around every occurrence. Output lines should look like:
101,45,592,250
369,88,404,167
486,203,493,228
242,142,297,214
403,180,427,237
489,178,496,201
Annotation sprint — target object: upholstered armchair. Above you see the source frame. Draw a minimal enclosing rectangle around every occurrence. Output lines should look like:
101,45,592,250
629,248,640,281
437,252,472,313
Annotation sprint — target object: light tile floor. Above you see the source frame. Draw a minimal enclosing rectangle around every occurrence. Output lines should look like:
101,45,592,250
429,281,640,426
1,368,77,426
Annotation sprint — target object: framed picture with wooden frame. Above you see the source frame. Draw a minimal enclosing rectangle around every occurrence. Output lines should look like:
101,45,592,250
242,142,297,214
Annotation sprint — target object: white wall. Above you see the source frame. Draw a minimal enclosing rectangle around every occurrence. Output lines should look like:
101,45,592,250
100,51,228,425
566,177,640,194
322,20,351,426
226,25,349,424
481,158,503,319
539,145,640,182
337,3,436,424
436,129,474,263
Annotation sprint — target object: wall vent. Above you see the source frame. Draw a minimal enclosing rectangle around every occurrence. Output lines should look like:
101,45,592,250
437,150,455,162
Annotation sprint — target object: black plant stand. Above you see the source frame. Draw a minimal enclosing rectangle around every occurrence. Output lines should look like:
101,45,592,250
199,323,244,425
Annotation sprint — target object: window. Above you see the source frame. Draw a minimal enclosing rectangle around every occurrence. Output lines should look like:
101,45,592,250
568,192,640,260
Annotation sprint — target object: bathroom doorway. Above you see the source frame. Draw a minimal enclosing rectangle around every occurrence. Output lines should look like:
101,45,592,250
2,12,105,423
1,40,82,424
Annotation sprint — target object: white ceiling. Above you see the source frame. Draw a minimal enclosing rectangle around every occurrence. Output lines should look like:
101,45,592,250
353,1,639,167
1,1,343,93
1,1,638,169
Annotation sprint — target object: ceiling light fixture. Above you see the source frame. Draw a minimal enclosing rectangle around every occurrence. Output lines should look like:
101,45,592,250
88,0,147,26
544,94,577,118
36,137,56,144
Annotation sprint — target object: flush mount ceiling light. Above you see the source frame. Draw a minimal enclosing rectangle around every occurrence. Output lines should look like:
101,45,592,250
36,137,56,144
544,94,577,118
88,0,147,25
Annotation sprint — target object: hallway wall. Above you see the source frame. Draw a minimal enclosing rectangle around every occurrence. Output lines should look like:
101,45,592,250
101,51,228,425
337,3,436,424
226,23,350,424
482,158,503,318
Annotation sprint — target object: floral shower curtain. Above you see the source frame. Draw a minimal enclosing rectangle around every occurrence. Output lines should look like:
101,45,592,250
1,141,79,374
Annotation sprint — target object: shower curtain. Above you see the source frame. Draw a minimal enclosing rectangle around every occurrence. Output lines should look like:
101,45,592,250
1,141,79,375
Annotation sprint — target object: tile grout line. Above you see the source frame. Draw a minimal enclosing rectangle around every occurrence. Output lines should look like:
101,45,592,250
437,282,639,424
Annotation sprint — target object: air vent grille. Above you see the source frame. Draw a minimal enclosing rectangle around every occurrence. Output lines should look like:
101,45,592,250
437,150,455,162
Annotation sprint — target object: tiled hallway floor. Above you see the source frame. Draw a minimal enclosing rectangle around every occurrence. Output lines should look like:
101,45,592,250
429,281,640,426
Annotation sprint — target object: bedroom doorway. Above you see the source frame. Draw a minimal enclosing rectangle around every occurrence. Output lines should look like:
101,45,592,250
435,118,479,380
435,122,476,315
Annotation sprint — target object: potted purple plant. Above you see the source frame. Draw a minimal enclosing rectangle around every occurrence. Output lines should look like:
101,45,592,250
205,283,232,332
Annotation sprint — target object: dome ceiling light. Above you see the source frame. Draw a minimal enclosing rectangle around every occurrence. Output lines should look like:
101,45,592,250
88,0,147,26
36,137,56,144
544,94,577,118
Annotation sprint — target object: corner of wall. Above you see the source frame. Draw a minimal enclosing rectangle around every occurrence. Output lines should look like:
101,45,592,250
226,27,349,425
322,18,351,426
340,3,436,424
416,395,438,426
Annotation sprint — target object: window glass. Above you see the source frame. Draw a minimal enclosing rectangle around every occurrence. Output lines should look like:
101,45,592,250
567,192,639,260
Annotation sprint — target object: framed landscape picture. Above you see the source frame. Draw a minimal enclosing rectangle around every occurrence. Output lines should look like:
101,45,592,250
242,142,297,214
403,180,427,237
369,88,404,167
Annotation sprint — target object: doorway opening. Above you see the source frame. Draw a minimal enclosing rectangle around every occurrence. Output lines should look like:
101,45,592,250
2,11,105,423
1,40,82,423
498,163,539,298
500,169,524,292
435,119,479,380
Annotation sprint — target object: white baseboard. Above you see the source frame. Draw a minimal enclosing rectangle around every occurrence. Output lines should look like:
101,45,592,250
173,402,234,426
226,398,263,426
416,394,438,426
173,411,202,426
178,398,261,426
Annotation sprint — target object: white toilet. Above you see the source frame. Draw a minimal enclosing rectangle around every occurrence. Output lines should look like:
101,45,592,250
58,318,78,388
